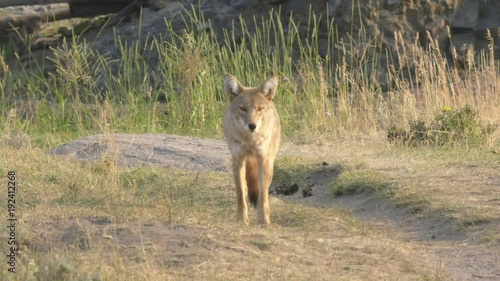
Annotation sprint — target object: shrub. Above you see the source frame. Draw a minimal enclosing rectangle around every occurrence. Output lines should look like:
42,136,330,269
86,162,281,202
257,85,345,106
387,105,497,148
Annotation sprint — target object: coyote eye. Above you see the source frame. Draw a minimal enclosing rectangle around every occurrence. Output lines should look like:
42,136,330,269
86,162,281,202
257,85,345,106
256,107,263,112
239,107,247,112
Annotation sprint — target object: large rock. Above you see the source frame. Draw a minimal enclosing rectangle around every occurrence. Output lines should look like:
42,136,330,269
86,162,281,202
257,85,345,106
48,134,232,172
420,19,450,49
328,0,342,17
450,32,476,59
451,1,479,31
230,0,257,9
474,15,500,39
48,133,297,172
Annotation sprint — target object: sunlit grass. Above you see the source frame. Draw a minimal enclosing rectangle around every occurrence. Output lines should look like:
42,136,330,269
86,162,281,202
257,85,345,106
0,6,497,148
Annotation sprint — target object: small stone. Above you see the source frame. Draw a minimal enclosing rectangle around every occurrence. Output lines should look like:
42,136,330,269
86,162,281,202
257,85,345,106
302,186,313,198
102,234,113,240
276,183,299,195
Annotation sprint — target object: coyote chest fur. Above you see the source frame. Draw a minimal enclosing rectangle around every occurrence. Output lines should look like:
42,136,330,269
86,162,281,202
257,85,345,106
222,75,281,225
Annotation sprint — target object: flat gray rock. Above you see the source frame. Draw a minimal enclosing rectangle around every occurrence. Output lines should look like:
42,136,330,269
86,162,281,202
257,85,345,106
452,1,479,29
48,134,232,172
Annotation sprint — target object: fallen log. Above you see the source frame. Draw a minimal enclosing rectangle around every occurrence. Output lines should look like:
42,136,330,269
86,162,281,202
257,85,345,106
0,0,68,8
0,8,71,31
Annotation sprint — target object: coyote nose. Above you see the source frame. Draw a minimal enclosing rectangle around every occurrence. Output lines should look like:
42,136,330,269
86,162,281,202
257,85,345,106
248,123,257,131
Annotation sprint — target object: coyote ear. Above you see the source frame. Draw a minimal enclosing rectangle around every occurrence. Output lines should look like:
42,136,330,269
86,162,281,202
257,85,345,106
224,75,243,101
260,76,278,101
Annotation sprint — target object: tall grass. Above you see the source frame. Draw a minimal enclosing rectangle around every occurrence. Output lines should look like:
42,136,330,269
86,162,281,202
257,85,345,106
0,6,498,147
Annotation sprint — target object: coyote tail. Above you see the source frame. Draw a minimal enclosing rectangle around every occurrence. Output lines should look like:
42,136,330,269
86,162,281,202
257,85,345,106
245,157,259,207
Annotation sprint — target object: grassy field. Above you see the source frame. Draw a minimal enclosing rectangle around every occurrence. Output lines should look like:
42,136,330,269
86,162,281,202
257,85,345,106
0,6,499,281
1,7,498,146
1,145,453,281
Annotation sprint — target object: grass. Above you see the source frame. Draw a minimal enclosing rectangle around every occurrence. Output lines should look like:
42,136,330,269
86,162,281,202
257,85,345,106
457,211,492,229
0,143,443,281
387,105,498,148
330,167,431,215
330,169,392,197
380,145,500,167
272,155,320,188
0,6,497,147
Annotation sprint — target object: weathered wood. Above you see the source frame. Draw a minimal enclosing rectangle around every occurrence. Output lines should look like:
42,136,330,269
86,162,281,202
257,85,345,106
0,0,147,34
0,0,68,8
0,0,133,7
0,8,70,31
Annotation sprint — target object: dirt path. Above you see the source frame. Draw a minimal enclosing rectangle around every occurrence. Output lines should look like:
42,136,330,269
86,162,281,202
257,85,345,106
48,133,500,280
282,168,500,281
282,141,500,281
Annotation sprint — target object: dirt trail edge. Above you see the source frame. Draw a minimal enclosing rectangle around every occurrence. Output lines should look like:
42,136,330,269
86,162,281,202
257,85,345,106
49,133,500,281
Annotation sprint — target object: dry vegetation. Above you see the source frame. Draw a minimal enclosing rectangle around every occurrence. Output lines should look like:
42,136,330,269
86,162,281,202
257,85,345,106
1,146,450,281
0,5,499,281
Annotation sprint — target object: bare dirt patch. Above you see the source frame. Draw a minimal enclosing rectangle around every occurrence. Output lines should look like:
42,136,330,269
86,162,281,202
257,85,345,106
29,218,214,268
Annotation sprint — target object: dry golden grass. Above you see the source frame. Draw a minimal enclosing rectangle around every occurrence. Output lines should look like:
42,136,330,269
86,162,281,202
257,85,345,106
1,9,499,145
0,142,455,281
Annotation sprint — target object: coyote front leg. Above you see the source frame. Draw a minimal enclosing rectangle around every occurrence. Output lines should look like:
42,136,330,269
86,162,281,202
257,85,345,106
257,156,273,225
233,157,249,224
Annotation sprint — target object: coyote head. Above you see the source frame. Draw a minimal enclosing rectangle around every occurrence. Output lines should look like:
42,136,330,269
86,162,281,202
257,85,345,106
224,75,278,133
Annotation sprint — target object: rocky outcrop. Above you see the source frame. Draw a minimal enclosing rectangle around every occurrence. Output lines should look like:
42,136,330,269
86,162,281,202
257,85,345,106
449,0,500,61
84,0,499,70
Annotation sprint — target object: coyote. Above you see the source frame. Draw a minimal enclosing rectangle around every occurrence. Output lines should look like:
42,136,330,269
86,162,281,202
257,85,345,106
223,74,281,225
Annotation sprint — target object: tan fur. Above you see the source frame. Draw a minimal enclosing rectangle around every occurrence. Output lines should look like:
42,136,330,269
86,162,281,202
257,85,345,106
223,74,281,225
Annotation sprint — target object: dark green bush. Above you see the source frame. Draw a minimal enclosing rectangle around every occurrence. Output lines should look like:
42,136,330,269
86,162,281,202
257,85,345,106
387,105,497,148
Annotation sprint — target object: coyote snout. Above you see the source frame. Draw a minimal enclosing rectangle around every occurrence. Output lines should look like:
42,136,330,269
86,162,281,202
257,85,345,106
223,74,281,225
